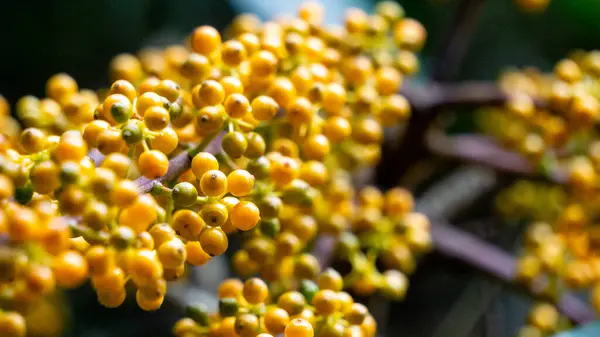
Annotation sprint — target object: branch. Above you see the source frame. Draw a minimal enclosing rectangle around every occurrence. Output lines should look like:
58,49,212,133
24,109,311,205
431,221,596,324
312,235,335,269
134,132,223,193
88,149,105,166
432,0,487,81
425,129,569,184
401,80,555,114
306,219,596,324
401,81,505,112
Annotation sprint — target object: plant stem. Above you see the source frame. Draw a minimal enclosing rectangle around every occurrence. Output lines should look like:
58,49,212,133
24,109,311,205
430,221,595,324
135,132,222,193
307,218,596,323
432,0,487,81
425,129,569,184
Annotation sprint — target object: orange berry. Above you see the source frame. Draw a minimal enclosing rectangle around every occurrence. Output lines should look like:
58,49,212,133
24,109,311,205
92,266,126,292
302,134,330,160
393,18,426,51
136,291,164,311
199,227,229,256
227,170,255,197
0,311,26,337
231,201,261,231
224,93,251,119
53,250,88,289
264,307,290,335
55,130,88,163
138,150,169,179
250,50,278,77
186,241,211,266
191,26,222,55
251,95,279,121
171,209,205,240
200,170,228,197
219,278,244,298
192,152,219,179
129,249,163,287
157,238,187,269
243,277,269,304
284,318,313,337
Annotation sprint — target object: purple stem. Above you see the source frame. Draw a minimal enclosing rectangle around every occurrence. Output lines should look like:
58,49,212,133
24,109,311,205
312,235,335,269
431,221,595,324
134,132,223,193
426,129,569,184
310,220,596,323
401,80,550,113
431,0,487,81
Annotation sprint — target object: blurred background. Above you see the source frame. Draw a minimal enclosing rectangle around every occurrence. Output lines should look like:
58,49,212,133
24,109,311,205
3,0,600,336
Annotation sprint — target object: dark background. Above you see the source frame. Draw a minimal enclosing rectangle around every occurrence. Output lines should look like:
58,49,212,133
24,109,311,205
3,0,599,336
1,0,599,105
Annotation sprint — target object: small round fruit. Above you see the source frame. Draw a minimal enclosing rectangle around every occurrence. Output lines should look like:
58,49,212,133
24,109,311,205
284,318,314,337
200,170,228,197
231,201,260,231
227,170,255,196
138,150,169,179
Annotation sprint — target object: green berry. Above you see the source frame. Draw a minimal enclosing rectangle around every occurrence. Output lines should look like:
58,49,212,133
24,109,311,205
298,280,319,304
172,182,199,207
219,297,239,317
246,156,271,180
186,302,210,326
121,120,143,144
259,218,280,238
110,226,136,249
222,131,248,159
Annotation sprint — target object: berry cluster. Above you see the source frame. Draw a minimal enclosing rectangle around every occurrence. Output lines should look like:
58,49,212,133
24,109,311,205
480,51,600,188
495,179,598,335
175,275,376,337
495,180,567,223
476,51,600,334
329,186,431,299
0,1,430,336
516,302,571,337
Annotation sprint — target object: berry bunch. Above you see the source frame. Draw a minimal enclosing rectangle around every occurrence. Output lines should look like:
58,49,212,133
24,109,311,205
479,51,600,189
497,180,600,334
480,53,600,300
329,186,431,298
495,180,567,223
0,1,429,336
516,302,571,337
175,276,377,337
470,49,600,334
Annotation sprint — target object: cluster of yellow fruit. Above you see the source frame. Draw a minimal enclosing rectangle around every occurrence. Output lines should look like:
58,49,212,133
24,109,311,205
495,180,567,223
494,182,600,336
230,181,432,301
175,276,376,337
477,51,600,334
496,183,583,337
0,2,430,336
513,204,600,305
480,50,600,189
516,302,571,337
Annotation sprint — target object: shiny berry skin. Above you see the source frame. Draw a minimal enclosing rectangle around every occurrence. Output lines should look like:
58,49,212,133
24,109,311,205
191,25,222,55
138,150,169,179
231,201,261,231
284,318,314,337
